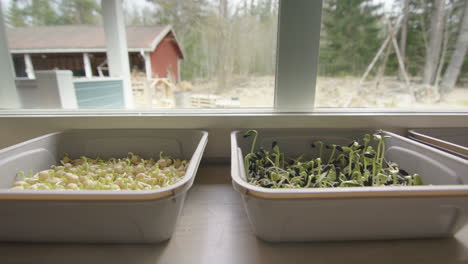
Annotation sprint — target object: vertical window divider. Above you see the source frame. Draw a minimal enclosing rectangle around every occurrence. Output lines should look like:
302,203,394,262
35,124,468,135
274,0,323,112
0,2,20,109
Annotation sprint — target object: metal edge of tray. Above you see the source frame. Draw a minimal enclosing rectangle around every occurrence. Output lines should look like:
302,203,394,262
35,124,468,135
408,130,468,159
0,131,208,202
231,130,468,200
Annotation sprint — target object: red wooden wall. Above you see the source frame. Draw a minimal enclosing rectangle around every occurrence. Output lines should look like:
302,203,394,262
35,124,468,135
11,31,183,81
150,32,182,82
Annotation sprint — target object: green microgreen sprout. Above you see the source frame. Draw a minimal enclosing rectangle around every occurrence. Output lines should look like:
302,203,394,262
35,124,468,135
312,141,324,160
243,130,259,179
244,130,258,154
243,130,424,189
326,144,337,164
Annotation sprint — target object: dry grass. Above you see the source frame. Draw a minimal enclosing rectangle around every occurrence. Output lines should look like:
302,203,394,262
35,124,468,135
132,74,468,109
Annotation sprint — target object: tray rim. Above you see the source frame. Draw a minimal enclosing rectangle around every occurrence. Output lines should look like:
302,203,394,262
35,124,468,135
231,129,468,200
408,129,468,159
0,129,208,201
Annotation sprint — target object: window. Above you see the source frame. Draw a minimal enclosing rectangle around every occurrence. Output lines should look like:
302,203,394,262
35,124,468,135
0,0,278,110
316,0,468,109
0,0,466,111
5,0,102,79
126,0,278,109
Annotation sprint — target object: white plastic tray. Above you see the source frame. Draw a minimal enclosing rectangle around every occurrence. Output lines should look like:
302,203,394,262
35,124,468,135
409,128,468,159
0,129,208,243
231,129,468,242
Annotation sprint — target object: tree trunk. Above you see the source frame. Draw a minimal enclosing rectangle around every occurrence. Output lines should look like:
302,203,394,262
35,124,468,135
75,5,83,24
375,43,392,90
435,3,453,91
399,0,409,80
422,0,446,85
216,0,228,93
440,0,468,92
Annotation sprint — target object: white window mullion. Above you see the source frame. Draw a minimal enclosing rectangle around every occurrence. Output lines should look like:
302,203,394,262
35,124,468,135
0,3,20,109
101,0,133,109
274,0,323,111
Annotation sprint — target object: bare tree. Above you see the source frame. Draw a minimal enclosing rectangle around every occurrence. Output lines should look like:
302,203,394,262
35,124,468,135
423,0,446,85
216,0,229,93
434,9,450,91
440,0,468,92
399,0,409,79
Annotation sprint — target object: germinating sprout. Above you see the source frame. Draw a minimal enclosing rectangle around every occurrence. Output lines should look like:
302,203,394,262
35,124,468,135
243,130,424,189
10,153,189,191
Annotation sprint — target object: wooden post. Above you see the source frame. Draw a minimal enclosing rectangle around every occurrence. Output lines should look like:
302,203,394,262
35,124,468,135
360,17,403,85
391,36,411,88
360,35,392,85
178,58,181,82
24,54,35,79
83,53,93,78
144,52,152,80
375,44,392,90
144,52,153,108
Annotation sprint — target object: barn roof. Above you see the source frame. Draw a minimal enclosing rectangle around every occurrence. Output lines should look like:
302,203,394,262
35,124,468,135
7,25,183,58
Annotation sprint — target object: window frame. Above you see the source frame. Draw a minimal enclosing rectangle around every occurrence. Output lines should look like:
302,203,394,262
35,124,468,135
275,0,322,111
0,0,467,114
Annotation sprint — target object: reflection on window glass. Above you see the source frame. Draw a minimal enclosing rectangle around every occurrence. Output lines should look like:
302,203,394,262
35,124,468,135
316,0,468,109
3,0,277,109
125,0,278,109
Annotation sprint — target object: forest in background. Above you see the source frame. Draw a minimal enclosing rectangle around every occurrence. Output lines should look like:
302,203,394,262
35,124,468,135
4,0,468,97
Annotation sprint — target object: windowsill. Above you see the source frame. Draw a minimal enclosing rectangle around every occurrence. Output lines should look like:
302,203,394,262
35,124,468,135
0,112,466,159
0,108,467,117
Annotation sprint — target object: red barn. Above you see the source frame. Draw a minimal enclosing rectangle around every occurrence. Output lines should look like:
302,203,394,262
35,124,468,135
7,25,184,82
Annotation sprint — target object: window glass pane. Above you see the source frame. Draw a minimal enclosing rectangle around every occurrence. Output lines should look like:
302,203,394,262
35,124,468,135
124,0,278,109
316,0,468,109
2,0,109,109
6,0,102,78
0,0,277,110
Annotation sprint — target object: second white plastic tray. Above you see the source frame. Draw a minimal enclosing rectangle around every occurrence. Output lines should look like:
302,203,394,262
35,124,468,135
231,129,468,241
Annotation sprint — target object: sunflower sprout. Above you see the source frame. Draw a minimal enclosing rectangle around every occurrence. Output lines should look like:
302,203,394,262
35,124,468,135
243,130,424,189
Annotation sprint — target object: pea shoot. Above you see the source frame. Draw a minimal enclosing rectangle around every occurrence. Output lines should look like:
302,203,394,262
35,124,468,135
10,153,189,191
